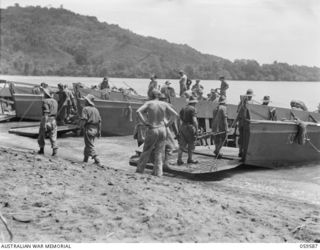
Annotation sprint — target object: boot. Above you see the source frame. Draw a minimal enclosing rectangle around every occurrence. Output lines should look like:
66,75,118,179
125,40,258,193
83,155,89,163
38,148,44,155
52,148,58,156
177,159,184,166
93,156,104,168
187,159,199,164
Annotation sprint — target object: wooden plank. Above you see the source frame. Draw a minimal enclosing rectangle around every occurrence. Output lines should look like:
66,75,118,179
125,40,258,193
9,124,80,137
0,114,16,122
129,146,241,175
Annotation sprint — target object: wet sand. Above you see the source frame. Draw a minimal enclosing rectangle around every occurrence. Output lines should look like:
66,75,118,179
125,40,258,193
0,122,319,242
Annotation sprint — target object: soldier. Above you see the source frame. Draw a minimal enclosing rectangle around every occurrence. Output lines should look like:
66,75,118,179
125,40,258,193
235,89,254,158
191,79,204,98
38,88,58,156
56,83,68,125
208,88,220,102
245,89,255,104
147,74,158,100
80,94,103,167
64,84,77,121
212,96,229,158
290,100,308,111
160,81,176,103
177,96,199,165
178,70,188,97
99,77,110,90
262,95,270,106
136,89,178,177
219,76,229,98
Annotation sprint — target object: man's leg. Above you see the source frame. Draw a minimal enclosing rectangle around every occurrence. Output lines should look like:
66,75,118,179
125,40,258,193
37,118,45,154
84,127,97,162
214,134,226,157
187,125,198,164
177,147,184,165
238,125,244,157
163,145,170,170
152,128,166,176
187,143,198,164
48,118,58,156
153,140,166,177
137,129,156,173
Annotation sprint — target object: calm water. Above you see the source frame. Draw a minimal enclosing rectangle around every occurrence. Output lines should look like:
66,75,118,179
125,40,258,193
1,75,320,110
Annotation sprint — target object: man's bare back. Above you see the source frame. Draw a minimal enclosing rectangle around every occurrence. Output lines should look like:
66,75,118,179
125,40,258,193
137,100,178,128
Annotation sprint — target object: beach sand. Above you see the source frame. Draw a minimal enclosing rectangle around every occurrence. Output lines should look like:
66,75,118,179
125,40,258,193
0,123,319,242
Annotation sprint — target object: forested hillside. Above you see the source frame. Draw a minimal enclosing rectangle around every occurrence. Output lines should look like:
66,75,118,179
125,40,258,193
1,5,319,81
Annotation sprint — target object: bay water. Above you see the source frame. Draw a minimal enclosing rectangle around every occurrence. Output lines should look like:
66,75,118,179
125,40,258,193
1,74,319,110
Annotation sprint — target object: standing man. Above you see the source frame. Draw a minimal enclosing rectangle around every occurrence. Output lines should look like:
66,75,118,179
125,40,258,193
235,89,254,158
64,84,77,121
212,96,228,157
147,74,158,100
160,81,176,103
80,94,103,167
56,83,68,125
177,96,199,165
38,88,58,156
99,77,110,90
178,70,187,97
136,89,178,177
219,76,229,98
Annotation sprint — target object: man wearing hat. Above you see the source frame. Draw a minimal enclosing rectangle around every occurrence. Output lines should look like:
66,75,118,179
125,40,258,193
160,81,176,103
136,89,178,177
80,94,103,167
38,88,58,156
212,96,229,158
178,70,188,97
262,95,270,106
177,96,199,165
235,89,255,158
219,76,229,98
244,89,255,104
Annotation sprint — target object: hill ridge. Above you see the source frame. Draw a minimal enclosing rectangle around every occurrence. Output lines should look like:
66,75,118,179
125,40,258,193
0,5,319,81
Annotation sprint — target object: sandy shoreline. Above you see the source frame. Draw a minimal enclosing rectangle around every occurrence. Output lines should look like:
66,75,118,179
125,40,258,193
0,142,319,242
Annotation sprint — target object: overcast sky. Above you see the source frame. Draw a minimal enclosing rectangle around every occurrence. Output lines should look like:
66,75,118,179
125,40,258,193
1,0,320,67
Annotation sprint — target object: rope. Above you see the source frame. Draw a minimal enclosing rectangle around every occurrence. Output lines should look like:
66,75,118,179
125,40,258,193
306,138,320,153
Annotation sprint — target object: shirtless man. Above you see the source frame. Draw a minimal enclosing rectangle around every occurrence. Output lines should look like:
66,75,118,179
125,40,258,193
178,70,187,97
136,89,178,177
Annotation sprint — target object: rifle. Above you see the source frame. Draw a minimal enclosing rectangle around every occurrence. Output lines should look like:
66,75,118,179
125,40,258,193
196,131,226,140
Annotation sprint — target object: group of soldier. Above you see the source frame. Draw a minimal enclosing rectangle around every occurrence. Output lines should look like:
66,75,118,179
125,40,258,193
138,71,278,176
138,71,235,177
35,83,103,168
34,74,318,177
